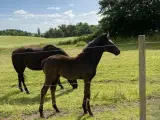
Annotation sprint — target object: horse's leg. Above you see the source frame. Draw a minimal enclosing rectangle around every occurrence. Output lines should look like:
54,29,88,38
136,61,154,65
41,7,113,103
20,74,30,94
67,79,78,89
18,74,23,92
12,57,26,93
39,78,52,118
14,64,25,92
50,76,60,113
58,79,64,89
82,80,93,116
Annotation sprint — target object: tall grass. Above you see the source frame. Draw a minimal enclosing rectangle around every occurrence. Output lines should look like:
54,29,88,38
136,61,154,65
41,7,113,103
57,33,160,46
57,34,93,45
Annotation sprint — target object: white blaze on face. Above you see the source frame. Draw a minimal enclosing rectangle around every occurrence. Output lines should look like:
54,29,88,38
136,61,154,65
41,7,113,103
109,39,114,45
109,39,114,44
109,39,117,47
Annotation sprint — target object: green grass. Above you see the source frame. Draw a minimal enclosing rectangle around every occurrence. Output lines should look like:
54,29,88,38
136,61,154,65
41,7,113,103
0,36,160,120
0,36,76,48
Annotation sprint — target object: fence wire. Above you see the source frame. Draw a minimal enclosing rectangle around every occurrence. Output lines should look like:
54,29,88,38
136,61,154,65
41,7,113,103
0,40,160,119
0,40,160,88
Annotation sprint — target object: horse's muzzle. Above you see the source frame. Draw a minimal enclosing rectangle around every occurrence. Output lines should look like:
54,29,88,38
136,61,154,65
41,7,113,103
115,49,120,56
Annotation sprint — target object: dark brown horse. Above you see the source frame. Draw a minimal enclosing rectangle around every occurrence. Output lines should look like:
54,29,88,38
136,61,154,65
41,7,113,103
12,45,78,94
39,33,120,117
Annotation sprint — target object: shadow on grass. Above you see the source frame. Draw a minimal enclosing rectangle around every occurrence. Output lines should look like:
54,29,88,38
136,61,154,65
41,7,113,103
0,88,74,105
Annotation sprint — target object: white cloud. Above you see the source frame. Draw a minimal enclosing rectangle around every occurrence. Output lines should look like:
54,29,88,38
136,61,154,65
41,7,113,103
13,9,28,15
73,11,101,25
69,4,75,7
0,10,100,33
79,11,97,16
36,13,62,18
64,10,75,18
46,7,60,10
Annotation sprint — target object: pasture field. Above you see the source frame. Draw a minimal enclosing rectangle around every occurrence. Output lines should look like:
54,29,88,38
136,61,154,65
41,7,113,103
0,36,160,120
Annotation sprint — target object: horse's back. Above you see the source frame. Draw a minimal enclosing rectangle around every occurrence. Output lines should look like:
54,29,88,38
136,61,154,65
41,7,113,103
43,54,93,79
12,47,25,55
12,45,69,71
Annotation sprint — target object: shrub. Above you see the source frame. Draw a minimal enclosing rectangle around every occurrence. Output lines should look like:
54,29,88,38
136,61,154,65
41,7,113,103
57,34,96,45
75,41,86,47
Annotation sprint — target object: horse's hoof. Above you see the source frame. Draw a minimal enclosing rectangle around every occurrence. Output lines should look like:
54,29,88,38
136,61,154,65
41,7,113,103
40,112,45,118
82,112,87,116
60,86,64,89
20,89,23,92
40,115,44,118
26,91,30,94
89,113,94,117
56,110,60,113
72,86,78,89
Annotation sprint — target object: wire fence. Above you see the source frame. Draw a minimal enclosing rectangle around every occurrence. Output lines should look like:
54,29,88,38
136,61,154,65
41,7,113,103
0,39,160,119
0,40,160,88
9,41,160,55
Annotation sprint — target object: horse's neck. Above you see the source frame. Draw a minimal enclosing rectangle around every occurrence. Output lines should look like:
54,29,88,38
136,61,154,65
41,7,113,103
81,47,103,69
90,50,103,68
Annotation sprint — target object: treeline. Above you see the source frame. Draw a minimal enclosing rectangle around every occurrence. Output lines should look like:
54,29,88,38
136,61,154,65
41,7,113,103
0,29,32,36
99,0,160,36
44,22,99,38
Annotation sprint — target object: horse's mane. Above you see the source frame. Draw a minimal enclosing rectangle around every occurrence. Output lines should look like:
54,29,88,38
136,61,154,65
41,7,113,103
82,35,101,53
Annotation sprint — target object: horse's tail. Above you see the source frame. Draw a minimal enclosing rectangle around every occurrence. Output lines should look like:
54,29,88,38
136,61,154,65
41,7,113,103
41,59,46,69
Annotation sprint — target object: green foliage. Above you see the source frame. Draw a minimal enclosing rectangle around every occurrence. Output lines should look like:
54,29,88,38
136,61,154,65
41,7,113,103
0,29,32,36
76,22,92,36
44,22,99,38
57,34,95,45
44,28,64,38
75,41,86,47
99,0,160,36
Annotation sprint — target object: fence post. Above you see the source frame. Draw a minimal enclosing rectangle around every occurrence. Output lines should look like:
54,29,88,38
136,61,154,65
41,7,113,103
138,35,146,120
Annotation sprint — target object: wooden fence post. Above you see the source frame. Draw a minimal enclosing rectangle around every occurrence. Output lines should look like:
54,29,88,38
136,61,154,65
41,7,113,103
138,35,146,120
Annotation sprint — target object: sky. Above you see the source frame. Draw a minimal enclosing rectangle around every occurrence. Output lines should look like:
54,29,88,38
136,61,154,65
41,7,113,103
0,0,101,33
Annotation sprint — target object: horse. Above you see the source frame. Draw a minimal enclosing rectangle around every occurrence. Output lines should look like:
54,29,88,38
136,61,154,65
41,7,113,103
39,33,120,117
12,45,78,94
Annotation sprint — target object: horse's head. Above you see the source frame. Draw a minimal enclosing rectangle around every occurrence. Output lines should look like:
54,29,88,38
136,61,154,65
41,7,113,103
100,33,120,56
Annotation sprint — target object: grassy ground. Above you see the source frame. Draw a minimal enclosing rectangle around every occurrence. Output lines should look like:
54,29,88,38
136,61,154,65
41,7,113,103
0,36,160,120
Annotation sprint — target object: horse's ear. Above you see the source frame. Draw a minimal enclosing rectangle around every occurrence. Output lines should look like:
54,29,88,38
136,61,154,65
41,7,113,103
101,33,107,39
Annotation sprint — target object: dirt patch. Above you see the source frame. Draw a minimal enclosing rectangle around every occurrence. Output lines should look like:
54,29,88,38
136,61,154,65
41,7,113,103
21,104,118,120
22,109,71,120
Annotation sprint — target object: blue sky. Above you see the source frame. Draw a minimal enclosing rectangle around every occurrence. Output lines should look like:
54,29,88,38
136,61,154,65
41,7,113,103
0,0,101,33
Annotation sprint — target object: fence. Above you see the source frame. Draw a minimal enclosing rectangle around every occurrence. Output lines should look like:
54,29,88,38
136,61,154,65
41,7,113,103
138,35,146,120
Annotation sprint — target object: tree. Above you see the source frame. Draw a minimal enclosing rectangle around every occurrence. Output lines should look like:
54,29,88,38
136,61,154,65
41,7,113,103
44,23,99,38
99,0,160,36
0,29,32,36
37,27,41,36
58,24,68,37
76,22,92,36
67,24,77,36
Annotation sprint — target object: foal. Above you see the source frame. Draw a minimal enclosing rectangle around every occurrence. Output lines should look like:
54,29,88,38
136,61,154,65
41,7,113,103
12,45,78,94
39,33,120,117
